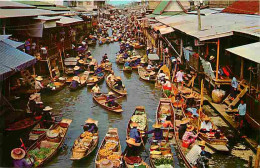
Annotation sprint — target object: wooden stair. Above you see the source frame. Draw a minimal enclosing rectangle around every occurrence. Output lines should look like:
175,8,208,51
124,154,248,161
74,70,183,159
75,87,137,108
21,70,35,89
223,80,248,107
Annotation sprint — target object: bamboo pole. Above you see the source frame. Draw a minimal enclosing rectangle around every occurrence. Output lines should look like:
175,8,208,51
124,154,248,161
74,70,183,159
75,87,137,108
255,145,260,168
216,39,220,80
197,79,204,131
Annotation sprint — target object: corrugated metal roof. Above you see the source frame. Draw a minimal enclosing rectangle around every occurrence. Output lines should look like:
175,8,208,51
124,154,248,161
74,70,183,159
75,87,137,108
1,39,24,48
0,41,36,81
160,27,175,35
0,1,36,9
0,9,61,18
37,6,70,11
187,8,223,16
222,0,259,15
156,12,260,41
226,42,260,64
153,0,171,15
17,1,55,7
34,15,61,21
56,16,83,25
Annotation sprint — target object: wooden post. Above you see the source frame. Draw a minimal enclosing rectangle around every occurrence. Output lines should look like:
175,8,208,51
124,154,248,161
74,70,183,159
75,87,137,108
248,156,253,168
33,65,36,93
240,58,244,80
197,79,204,131
255,145,260,168
180,38,183,57
216,39,220,80
59,50,65,73
197,6,202,31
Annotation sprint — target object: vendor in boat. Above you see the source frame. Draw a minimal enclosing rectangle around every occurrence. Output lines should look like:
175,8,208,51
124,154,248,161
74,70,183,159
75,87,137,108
87,50,91,57
178,118,190,139
71,76,80,89
42,106,54,128
74,66,80,76
11,148,33,168
124,59,131,67
146,64,153,70
95,66,103,77
200,115,213,133
123,51,129,59
198,141,211,163
106,92,117,107
129,122,141,143
89,61,95,72
83,118,98,133
145,123,163,142
114,76,123,90
162,116,173,128
163,77,172,97
35,76,44,92
182,125,198,146
91,84,101,95
27,94,37,117
158,70,166,84
102,53,108,61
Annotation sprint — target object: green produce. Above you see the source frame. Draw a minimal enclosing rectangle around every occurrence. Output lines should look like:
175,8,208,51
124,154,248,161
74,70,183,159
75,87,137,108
154,157,173,166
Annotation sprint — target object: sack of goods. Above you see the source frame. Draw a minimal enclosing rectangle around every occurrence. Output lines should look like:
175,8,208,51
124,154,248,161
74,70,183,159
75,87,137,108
212,89,225,103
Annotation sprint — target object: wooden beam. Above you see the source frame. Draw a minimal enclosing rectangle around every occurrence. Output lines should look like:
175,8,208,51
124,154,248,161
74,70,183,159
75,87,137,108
240,57,244,79
216,39,220,80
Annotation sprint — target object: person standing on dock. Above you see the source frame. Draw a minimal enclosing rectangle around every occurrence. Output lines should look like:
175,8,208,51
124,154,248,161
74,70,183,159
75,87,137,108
237,100,247,138
230,77,238,100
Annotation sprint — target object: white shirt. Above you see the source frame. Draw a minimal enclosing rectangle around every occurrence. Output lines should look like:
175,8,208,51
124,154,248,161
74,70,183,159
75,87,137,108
176,71,184,82
35,81,43,90
158,73,165,79
200,121,213,131
92,86,100,93
164,80,171,88
147,64,153,70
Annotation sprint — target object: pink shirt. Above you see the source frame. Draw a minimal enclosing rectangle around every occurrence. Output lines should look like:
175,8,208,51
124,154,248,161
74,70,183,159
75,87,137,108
182,131,197,141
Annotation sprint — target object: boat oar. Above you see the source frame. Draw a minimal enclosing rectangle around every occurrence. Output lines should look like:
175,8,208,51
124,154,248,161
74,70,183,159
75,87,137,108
20,138,34,164
140,136,149,157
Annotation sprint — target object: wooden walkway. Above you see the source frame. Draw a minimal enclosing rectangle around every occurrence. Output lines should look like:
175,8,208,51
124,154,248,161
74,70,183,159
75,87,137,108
208,100,258,152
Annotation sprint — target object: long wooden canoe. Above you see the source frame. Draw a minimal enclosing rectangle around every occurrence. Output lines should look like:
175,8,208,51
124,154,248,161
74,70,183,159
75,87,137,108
27,119,72,167
138,66,156,82
126,106,148,147
69,73,89,91
95,128,123,168
93,94,123,113
155,65,171,88
70,120,99,160
105,76,127,96
149,98,175,168
87,73,105,87
46,81,66,93
123,66,132,73
5,116,42,132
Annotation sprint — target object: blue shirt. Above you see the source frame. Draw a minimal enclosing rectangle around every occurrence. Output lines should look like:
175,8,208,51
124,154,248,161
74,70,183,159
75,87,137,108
231,77,238,89
238,103,246,116
129,128,140,142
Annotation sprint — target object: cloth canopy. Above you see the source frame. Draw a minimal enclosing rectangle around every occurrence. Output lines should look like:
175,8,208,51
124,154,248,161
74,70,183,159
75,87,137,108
148,54,160,61
0,42,36,81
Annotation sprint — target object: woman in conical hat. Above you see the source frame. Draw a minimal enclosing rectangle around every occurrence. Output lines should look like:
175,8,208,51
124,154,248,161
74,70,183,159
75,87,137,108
145,122,163,141
11,148,33,167
182,125,198,145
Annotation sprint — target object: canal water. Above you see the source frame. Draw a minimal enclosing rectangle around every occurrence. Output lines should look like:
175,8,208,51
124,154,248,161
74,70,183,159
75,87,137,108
4,30,251,168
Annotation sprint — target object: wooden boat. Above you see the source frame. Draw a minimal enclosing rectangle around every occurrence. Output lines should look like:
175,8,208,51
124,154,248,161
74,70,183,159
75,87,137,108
95,128,123,168
124,155,149,168
26,119,72,167
162,83,185,108
104,62,112,71
87,73,105,87
123,65,132,73
93,93,123,113
155,65,171,88
138,66,156,82
70,119,99,160
126,106,148,147
106,75,127,96
155,98,175,140
183,108,229,152
116,54,125,64
5,116,42,132
46,81,66,93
